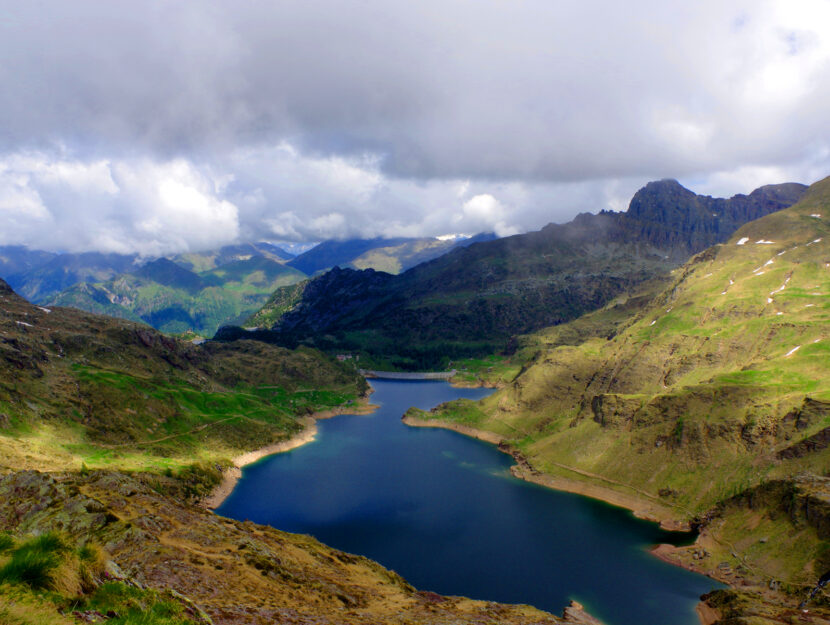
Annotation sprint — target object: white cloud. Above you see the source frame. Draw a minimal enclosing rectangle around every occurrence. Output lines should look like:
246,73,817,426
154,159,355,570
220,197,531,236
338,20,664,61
0,153,239,255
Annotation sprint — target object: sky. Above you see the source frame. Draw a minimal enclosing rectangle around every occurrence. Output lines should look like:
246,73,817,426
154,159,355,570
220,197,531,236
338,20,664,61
0,0,829,255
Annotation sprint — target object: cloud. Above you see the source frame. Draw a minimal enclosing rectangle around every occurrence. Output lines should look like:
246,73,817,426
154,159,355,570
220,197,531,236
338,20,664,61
1,1,828,180
0,1,829,252
0,154,239,255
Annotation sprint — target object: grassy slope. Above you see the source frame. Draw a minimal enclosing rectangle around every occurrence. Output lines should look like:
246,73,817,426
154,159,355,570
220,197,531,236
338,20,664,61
419,178,830,603
0,282,366,474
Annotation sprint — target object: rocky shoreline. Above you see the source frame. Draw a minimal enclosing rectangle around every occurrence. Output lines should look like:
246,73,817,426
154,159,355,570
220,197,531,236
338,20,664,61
203,397,378,509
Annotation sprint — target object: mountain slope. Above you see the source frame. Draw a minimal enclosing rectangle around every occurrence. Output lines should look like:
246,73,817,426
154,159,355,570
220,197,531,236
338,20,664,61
287,237,414,274
0,278,365,473
348,233,498,274
172,241,294,272
241,180,806,369
411,176,830,609
285,234,496,276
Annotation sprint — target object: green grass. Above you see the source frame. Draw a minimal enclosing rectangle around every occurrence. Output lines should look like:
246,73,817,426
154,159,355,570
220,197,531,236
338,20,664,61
0,533,69,590
0,533,196,625
53,365,357,471
450,355,522,386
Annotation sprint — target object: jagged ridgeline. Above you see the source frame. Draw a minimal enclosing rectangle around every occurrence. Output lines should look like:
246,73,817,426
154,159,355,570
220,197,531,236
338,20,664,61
0,279,367,473
414,176,830,603
233,180,806,369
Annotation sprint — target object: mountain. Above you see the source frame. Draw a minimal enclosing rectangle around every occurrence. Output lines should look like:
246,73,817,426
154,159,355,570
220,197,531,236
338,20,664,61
287,237,417,274
134,257,207,292
48,255,307,336
0,242,295,305
410,176,830,620
5,251,140,303
286,234,496,275
0,277,366,473
238,180,806,369
347,233,498,274
0,245,56,278
172,241,294,272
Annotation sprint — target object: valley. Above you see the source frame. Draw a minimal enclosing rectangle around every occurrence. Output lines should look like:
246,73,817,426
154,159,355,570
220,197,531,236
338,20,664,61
0,177,827,625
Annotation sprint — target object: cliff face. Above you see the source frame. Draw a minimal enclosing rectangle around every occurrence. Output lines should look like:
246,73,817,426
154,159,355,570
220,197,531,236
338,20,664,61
622,179,807,255
237,180,806,368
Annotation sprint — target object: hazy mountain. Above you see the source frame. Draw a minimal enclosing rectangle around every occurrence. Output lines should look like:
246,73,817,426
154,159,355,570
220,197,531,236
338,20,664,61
5,251,140,303
0,245,57,279
49,255,307,336
286,233,496,276
172,242,294,272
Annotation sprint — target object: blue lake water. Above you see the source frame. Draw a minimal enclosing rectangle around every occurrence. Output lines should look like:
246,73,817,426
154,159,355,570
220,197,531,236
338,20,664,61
217,379,718,625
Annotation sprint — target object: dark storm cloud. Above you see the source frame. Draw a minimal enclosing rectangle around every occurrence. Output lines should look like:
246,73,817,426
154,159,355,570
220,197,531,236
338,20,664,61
1,1,827,180
0,0,828,253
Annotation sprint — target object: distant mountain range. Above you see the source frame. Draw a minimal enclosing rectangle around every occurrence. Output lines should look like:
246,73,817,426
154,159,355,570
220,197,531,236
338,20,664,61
286,233,496,275
235,179,807,369
1,235,498,336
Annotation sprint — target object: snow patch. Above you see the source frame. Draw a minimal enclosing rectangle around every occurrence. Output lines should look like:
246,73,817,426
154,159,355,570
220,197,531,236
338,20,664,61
767,297,773,303
36,306,51,314
810,214,822,218
784,345,800,357
649,320,656,326
756,240,775,244
15,321,33,327
736,237,749,245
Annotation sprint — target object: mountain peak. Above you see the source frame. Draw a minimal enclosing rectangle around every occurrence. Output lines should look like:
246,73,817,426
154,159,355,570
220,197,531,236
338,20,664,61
134,258,205,292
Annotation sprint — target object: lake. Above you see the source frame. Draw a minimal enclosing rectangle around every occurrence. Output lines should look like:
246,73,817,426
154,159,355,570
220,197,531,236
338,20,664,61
217,379,718,625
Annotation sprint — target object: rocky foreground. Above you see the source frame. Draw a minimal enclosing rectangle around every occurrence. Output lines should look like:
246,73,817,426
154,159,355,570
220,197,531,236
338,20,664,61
0,470,601,625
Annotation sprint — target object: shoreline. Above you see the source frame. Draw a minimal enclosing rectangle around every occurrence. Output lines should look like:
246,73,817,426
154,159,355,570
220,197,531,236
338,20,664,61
203,398,378,509
401,415,686,530
402,415,731,624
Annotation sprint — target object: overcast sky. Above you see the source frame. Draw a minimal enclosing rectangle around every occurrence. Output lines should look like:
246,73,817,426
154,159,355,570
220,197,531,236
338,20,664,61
1,0,829,255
